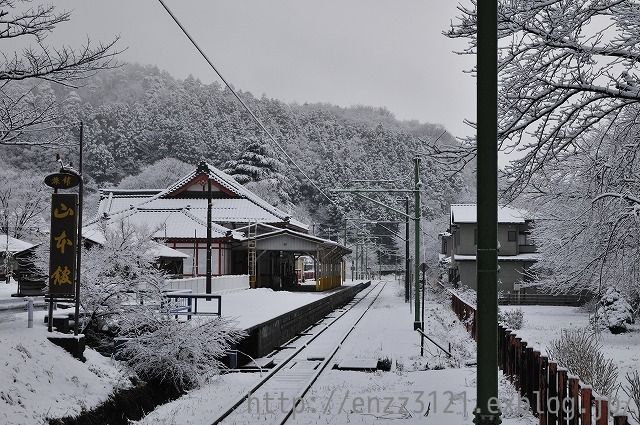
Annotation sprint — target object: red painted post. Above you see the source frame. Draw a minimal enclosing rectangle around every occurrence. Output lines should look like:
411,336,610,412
521,341,529,399
510,333,517,383
580,386,592,425
515,337,522,390
498,325,504,369
548,362,558,425
568,377,579,425
595,397,608,425
527,348,536,410
539,356,548,425
505,330,512,376
613,414,628,425
558,369,567,425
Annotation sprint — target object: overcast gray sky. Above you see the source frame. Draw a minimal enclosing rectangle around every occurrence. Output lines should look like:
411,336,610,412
51,0,475,139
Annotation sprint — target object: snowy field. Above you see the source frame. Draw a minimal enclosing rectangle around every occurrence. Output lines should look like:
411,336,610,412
501,304,640,393
8,278,635,424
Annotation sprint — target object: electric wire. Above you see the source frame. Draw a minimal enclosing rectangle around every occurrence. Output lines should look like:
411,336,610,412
157,0,339,208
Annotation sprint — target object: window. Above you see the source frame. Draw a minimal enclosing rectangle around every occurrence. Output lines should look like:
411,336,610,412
519,232,534,246
508,231,516,242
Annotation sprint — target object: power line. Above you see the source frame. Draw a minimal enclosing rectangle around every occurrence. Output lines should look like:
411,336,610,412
157,0,339,207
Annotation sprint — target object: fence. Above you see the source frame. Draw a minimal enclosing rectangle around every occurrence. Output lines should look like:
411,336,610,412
165,274,249,293
499,292,588,307
449,290,629,425
165,290,221,320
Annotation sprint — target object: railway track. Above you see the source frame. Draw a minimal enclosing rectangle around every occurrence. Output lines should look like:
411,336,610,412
212,281,386,425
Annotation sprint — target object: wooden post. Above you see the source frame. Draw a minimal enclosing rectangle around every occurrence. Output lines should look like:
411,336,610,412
595,397,608,425
521,341,529,398
558,369,567,425
515,337,522,390
504,329,512,376
580,386,591,425
613,414,628,425
548,362,558,425
568,377,579,425
539,356,548,425
529,349,538,412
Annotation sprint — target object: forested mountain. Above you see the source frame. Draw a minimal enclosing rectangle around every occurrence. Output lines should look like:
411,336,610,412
2,64,473,258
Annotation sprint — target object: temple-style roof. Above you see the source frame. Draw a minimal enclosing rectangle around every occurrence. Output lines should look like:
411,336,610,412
95,161,308,235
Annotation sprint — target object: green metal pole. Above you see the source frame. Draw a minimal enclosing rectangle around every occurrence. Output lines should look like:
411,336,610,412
413,156,421,330
405,197,410,303
475,0,500,423
343,218,347,283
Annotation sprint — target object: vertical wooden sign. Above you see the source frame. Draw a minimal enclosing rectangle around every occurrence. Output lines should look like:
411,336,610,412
48,193,78,297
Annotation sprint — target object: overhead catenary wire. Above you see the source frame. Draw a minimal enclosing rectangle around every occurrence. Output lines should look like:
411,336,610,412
157,0,339,208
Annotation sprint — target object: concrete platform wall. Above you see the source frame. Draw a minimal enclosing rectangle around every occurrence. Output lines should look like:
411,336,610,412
236,281,371,359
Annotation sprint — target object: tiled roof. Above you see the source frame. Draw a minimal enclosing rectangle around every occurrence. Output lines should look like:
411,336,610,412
0,234,35,254
85,207,244,241
95,162,308,231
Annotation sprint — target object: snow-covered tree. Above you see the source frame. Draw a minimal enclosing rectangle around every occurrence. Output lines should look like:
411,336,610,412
0,0,119,146
118,314,245,392
0,164,48,238
117,158,193,189
35,221,245,390
447,0,640,198
225,139,294,208
448,0,640,308
520,110,640,304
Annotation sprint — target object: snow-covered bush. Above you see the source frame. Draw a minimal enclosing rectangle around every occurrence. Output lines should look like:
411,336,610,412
498,308,524,330
119,314,245,392
546,327,618,396
623,371,640,425
590,288,635,334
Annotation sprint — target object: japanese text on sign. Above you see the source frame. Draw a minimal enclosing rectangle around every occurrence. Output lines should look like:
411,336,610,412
48,193,78,297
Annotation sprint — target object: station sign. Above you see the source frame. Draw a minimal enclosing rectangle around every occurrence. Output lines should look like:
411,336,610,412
44,172,80,189
48,193,78,297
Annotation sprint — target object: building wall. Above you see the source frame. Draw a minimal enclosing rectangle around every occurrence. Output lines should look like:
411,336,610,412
498,223,519,256
457,260,527,292
169,240,230,277
454,223,477,255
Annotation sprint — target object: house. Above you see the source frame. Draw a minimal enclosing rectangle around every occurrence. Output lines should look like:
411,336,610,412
89,161,349,291
441,203,538,292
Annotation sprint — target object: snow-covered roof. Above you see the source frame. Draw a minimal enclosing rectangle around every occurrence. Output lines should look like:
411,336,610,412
450,204,530,224
453,253,540,262
96,162,308,232
0,234,35,254
149,242,190,259
85,207,244,242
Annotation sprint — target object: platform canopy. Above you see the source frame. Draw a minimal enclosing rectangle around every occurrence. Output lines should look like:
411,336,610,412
252,228,350,256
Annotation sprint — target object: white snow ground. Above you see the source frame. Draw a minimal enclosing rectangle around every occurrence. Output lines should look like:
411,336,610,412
12,278,635,424
134,281,537,425
500,305,640,399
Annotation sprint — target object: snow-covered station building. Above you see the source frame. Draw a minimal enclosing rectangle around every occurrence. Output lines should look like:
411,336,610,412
87,161,349,292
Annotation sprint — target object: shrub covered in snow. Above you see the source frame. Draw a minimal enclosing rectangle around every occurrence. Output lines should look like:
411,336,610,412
546,327,618,396
119,314,246,392
623,370,640,425
498,308,524,330
590,288,635,334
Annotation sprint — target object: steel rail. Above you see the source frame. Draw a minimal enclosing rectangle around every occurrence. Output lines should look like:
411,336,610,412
211,281,379,425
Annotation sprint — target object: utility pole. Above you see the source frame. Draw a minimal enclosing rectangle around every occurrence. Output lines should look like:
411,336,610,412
475,0,501,423
332,157,423,331
206,177,212,293
413,156,421,331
